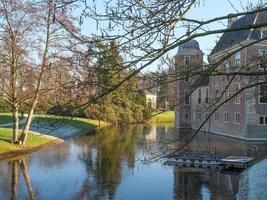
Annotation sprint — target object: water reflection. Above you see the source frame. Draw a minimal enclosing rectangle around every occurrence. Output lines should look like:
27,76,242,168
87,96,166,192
8,158,35,200
0,124,266,200
173,168,239,200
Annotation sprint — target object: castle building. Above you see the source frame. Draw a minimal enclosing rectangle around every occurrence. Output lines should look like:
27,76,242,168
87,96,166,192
175,12,267,140
145,90,157,109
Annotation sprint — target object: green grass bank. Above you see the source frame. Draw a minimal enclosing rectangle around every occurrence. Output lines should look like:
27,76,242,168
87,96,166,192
149,111,175,123
0,113,109,160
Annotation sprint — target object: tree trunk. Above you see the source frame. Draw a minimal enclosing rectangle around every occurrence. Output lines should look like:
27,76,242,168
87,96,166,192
18,98,38,145
12,106,19,143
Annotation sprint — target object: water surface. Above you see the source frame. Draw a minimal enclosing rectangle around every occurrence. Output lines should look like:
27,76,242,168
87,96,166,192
0,124,266,200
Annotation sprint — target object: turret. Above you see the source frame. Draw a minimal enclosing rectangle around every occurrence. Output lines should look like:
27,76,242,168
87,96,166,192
175,39,203,129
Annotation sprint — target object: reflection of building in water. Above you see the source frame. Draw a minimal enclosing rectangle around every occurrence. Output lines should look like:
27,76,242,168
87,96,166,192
171,129,267,158
145,125,173,141
173,168,239,200
145,125,157,140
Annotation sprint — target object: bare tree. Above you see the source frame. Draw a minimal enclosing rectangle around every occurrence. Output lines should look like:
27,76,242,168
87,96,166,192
0,0,79,144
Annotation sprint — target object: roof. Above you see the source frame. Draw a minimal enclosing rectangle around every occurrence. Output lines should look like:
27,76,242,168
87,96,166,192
177,40,202,54
145,90,157,96
210,11,267,56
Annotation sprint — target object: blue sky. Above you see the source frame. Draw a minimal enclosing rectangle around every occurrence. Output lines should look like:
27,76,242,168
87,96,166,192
79,0,255,71
188,0,252,60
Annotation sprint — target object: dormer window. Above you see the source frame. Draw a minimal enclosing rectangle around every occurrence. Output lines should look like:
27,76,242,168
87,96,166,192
259,49,267,57
261,29,267,38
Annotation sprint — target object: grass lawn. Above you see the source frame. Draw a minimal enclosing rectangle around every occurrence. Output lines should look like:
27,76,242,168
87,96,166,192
33,114,108,130
0,113,13,124
149,111,175,123
0,128,59,154
0,113,108,158
0,113,108,130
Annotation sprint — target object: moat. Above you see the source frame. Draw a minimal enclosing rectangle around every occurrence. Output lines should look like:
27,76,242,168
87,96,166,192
0,124,267,200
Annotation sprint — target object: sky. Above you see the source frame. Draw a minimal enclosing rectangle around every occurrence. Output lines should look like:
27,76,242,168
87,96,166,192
187,0,253,60
78,0,258,71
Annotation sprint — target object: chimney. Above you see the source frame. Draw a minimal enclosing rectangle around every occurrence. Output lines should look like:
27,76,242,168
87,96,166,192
228,16,238,27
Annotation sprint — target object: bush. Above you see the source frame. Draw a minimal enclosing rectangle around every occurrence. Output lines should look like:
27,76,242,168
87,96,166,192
47,100,85,117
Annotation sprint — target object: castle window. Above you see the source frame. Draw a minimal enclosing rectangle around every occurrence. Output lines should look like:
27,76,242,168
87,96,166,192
197,110,201,120
235,52,241,69
234,112,240,124
259,84,267,103
235,82,241,104
198,88,201,104
184,90,190,104
205,88,209,103
215,87,220,99
259,116,267,125
214,111,219,120
185,112,189,119
184,56,190,81
184,73,189,81
258,49,267,68
223,60,230,72
224,112,229,123
184,56,190,66
224,84,230,104
261,30,267,39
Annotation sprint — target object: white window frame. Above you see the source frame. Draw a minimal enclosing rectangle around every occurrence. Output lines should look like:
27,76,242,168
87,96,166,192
223,60,230,72
258,49,267,68
234,112,240,124
258,49,267,57
261,29,267,39
235,52,241,69
259,116,267,125
224,111,229,123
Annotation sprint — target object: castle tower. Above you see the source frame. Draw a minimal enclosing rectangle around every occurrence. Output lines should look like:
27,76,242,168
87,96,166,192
175,39,203,128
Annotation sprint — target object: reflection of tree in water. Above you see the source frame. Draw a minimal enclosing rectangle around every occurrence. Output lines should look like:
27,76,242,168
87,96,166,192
10,158,35,200
75,125,146,200
27,142,71,168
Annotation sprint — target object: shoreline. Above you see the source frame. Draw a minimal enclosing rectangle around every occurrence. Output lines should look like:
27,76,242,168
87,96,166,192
0,137,63,161
0,120,109,161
